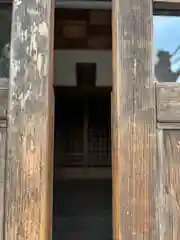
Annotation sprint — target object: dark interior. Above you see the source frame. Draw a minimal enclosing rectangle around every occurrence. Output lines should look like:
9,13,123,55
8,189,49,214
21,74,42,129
52,87,112,239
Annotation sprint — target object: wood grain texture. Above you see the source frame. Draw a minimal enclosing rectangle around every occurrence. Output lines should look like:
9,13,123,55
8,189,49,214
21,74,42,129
0,122,7,240
157,129,180,240
111,90,120,240
0,77,8,240
156,83,180,122
154,0,180,2
4,0,55,239
112,0,157,239
157,122,180,129
0,78,8,120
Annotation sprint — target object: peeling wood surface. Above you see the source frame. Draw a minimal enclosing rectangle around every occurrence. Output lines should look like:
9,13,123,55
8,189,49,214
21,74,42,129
156,83,180,122
112,0,157,239
0,123,6,240
4,0,55,239
157,130,180,240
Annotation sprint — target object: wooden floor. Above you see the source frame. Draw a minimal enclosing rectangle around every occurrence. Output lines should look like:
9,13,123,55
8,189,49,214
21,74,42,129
52,179,112,240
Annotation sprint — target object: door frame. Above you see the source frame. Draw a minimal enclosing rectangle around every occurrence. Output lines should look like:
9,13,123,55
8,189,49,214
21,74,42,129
3,0,179,239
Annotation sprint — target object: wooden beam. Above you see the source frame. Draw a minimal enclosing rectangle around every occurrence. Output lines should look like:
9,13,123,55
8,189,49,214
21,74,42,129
1,0,180,9
112,0,157,239
154,0,180,2
4,0,55,239
156,83,180,122
154,2,180,11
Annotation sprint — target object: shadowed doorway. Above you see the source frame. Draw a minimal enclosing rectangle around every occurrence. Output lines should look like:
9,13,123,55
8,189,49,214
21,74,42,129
52,87,112,239
52,8,112,239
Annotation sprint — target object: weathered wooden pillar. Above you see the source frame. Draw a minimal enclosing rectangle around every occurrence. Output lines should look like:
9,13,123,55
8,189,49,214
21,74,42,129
112,0,156,239
4,0,55,239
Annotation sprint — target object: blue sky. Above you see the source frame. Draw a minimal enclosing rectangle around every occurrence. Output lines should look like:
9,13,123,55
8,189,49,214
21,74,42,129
153,16,180,76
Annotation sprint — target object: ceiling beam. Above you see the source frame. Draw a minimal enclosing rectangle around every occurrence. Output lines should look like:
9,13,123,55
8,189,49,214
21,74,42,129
1,0,180,10
56,0,180,10
56,1,111,9
154,0,180,2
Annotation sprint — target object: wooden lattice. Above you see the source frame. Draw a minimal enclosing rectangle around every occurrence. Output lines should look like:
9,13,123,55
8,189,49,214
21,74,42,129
54,88,111,169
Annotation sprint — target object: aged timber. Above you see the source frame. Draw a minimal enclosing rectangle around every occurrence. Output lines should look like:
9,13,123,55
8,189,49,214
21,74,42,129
156,83,180,122
4,0,55,239
0,77,8,240
0,121,6,240
157,125,180,240
112,0,157,239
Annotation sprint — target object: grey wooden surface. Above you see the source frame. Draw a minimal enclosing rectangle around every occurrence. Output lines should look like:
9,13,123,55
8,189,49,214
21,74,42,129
112,0,156,238
157,129,180,240
156,83,180,122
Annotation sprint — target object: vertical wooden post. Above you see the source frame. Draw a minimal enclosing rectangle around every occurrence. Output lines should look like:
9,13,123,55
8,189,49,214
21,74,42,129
112,0,156,239
0,77,8,240
4,0,55,239
0,121,7,240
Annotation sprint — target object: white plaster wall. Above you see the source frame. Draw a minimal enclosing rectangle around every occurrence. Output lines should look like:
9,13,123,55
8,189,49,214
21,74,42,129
54,50,112,86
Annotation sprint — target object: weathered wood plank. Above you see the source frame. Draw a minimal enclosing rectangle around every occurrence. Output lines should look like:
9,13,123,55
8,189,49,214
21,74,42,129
4,0,55,239
111,91,119,239
0,123,7,240
0,88,8,119
154,1,180,13
0,78,8,120
154,0,180,2
112,0,157,239
157,122,180,129
156,83,180,122
157,129,180,240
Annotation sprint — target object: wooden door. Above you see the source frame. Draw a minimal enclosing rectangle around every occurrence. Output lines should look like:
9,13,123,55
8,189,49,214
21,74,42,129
156,98,180,239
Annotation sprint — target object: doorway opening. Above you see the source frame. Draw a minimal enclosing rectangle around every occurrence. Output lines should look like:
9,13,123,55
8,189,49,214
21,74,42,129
52,8,112,240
